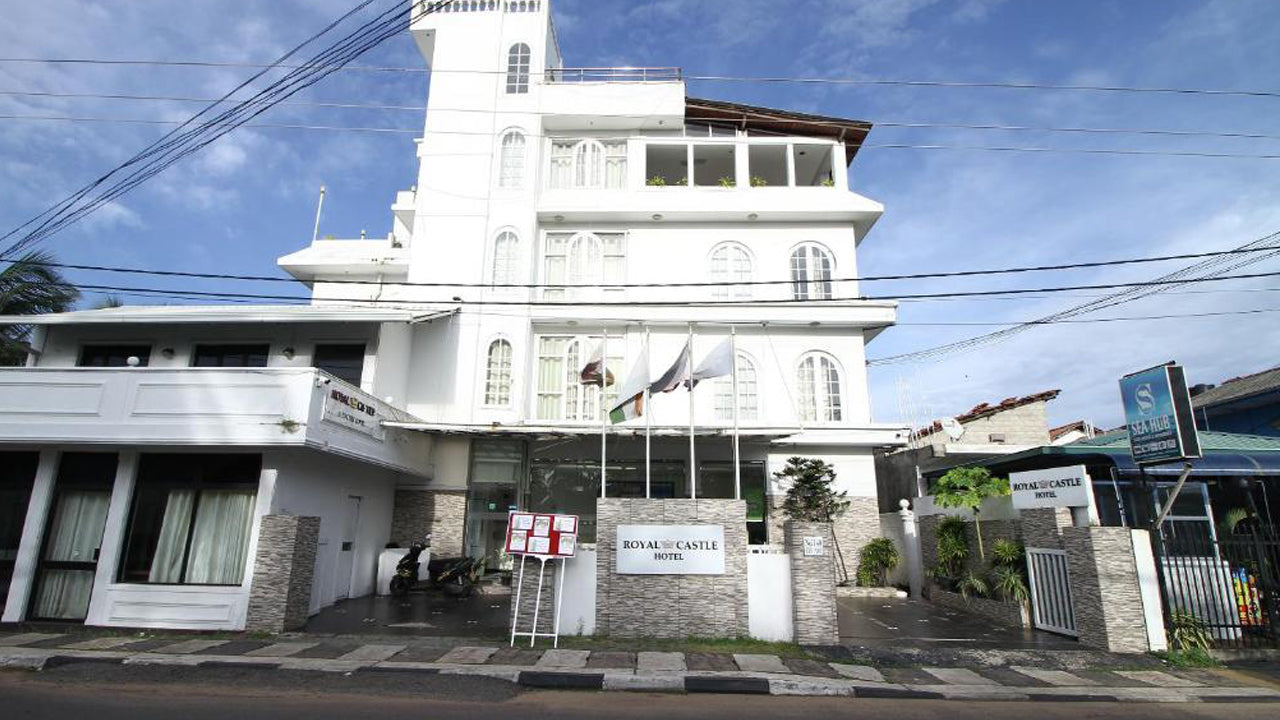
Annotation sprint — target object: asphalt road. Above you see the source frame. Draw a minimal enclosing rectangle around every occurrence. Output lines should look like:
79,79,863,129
1,662,1274,720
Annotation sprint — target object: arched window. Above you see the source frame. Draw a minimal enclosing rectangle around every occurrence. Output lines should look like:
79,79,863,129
498,130,526,187
709,242,753,300
796,352,843,422
506,43,531,94
491,230,519,287
484,339,513,406
572,139,605,188
714,352,759,421
790,243,834,300
567,232,603,286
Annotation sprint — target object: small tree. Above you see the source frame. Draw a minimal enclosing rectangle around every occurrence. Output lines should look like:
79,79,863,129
932,466,1009,559
778,456,852,582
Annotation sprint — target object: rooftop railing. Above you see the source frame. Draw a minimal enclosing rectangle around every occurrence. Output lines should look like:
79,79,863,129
546,67,683,84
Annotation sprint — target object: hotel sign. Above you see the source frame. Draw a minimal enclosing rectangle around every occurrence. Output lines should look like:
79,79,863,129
1010,465,1092,510
1119,364,1201,466
616,525,725,575
322,386,385,440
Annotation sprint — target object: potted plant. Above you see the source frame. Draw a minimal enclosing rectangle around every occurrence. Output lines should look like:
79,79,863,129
778,456,851,583
750,175,768,187
646,175,667,187
820,177,835,187
718,175,737,188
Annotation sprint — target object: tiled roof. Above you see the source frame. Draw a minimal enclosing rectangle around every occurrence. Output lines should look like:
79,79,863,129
1191,366,1280,408
1050,420,1095,441
1067,429,1280,453
916,389,1061,439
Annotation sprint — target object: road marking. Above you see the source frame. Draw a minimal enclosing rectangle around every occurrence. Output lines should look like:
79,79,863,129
1010,666,1097,686
923,667,999,686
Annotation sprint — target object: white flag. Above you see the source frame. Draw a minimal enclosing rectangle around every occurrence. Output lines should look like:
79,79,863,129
649,339,690,394
684,337,734,390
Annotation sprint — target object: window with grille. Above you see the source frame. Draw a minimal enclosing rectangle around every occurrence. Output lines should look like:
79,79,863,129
709,243,753,299
484,339,513,406
790,243,834,300
491,230,520,287
498,130,526,187
548,139,627,189
506,43,531,94
797,352,843,422
535,335,622,421
542,231,626,300
713,353,759,421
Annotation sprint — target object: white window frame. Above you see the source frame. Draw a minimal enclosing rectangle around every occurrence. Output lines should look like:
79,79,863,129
708,241,753,300
484,338,514,407
506,43,531,94
490,229,520,288
534,334,622,422
790,242,835,300
796,351,844,423
714,351,760,422
541,230,627,301
548,138,627,190
498,129,526,188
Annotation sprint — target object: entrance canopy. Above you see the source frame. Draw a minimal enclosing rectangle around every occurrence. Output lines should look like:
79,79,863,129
927,430,1280,480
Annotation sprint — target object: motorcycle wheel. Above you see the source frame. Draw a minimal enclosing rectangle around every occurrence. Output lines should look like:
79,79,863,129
389,575,411,597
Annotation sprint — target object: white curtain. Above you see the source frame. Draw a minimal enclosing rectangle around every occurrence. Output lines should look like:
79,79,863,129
604,141,627,188
33,490,110,619
148,490,195,583
549,142,574,188
185,490,255,584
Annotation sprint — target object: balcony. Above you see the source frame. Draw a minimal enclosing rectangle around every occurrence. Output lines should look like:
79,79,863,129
546,67,683,83
0,368,430,476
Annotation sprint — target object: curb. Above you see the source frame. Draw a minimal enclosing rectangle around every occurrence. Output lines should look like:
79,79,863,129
2,649,1278,703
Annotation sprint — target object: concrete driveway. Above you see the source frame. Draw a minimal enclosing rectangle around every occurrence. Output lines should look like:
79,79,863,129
838,597,1077,650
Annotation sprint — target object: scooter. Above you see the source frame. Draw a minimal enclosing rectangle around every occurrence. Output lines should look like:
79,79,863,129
389,535,431,597
428,555,486,597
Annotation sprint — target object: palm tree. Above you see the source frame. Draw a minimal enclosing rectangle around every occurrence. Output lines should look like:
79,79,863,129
0,250,81,365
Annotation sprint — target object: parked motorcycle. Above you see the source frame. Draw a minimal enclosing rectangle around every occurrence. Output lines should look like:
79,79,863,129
428,555,486,597
389,535,431,597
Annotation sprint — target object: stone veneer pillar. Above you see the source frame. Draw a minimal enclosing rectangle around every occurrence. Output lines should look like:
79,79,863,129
831,497,880,583
1062,526,1153,653
390,489,466,557
1021,507,1073,550
785,520,839,645
245,515,320,633
595,498,749,639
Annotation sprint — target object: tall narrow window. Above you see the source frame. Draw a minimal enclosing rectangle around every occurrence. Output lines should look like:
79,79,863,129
484,339,513,406
498,130,526,187
491,230,519,287
506,43,531,94
790,243,834,300
714,353,759,421
797,352,843,422
573,139,605,188
709,243,753,300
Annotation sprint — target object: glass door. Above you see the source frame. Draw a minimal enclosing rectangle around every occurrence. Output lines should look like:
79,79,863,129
465,440,525,573
30,453,117,622
1,453,39,607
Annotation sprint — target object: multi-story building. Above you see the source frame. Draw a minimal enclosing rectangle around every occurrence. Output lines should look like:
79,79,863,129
0,0,904,632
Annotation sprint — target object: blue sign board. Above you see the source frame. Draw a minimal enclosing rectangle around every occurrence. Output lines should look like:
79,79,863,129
1119,364,1202,466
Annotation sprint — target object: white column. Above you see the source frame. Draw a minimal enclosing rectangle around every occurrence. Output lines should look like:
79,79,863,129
85,451,139,626
2,449,59,622
898,498,923,599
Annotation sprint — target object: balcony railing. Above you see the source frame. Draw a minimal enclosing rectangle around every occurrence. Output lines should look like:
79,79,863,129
546,67,683,84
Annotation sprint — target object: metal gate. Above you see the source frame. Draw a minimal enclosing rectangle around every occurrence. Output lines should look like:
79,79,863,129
1149,528,1279,648
1026,547,1078,636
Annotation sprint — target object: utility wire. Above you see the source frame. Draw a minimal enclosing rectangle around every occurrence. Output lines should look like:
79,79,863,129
16,244,1280,290
6,90,1280,143
7,114,1280,160
3,57,1280,99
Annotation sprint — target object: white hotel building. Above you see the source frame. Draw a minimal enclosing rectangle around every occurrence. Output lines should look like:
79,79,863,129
0,1,906,632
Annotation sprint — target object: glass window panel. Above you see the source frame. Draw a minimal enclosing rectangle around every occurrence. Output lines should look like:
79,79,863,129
78,344,151,367
192,344,270,368
499,131,526,187
313,344,365,386
484,340,513,406
505,43,530,94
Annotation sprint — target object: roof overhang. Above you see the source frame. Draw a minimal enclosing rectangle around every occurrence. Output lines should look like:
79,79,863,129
385,421,909,448
686,97,873,164
0,305,453,326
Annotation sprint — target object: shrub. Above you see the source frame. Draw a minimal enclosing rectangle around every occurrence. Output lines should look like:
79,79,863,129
855,538,900,587
718,176,736,188
957,571,988,599
749,175,768,187
646,175,667,187
988,539,1028,602
1169,610,1213,653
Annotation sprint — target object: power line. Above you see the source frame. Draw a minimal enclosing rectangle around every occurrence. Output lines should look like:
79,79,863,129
3,57,1280,99
7,90,1280,143
8,113,1280,160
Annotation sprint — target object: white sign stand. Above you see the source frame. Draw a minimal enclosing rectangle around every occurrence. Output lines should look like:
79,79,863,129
509,553,566,648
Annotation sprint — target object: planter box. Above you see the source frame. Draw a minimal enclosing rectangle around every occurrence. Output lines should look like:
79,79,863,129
927,585,1031,628
835,586,906,599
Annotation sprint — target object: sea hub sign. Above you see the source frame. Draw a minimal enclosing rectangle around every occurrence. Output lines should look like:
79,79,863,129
1010,465,1093,510
615,525,726,575
1118,363,1202,466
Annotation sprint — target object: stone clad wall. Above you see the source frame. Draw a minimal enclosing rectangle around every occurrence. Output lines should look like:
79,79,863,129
1063,526,1151,653
786,520,838,645
595,498,749,639
245,515,320,633
832,497,880,582
391,489,466,557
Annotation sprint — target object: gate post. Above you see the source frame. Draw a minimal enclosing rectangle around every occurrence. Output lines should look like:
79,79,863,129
1062,525,1163,653
898,499,923,599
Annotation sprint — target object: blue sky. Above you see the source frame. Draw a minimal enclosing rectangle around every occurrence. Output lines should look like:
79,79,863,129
2,0,1279,430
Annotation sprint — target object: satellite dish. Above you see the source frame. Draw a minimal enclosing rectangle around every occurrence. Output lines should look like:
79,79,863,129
940,417,965,441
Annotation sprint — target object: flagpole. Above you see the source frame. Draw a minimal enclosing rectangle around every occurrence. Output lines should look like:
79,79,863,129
688,322,696,500
600,328,608,500
644,326,652,500
731,326,741,501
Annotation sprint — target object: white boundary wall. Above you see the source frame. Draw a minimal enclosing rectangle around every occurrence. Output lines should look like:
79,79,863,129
747,545,793,642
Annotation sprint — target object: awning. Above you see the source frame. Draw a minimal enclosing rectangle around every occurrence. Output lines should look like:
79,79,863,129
1108,452,1280,477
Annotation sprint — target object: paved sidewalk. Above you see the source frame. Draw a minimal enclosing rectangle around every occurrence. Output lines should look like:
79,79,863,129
2,630,1277,702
